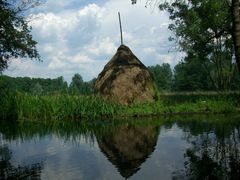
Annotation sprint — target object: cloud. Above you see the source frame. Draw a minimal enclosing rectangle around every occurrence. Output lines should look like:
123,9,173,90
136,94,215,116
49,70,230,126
86,37,117,56
4,0,183,83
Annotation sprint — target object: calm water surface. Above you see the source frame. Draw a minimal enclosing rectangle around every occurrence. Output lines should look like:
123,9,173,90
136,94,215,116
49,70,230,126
0,115,240,180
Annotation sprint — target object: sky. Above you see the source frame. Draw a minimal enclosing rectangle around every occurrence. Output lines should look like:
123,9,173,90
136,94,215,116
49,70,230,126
4,0,183,83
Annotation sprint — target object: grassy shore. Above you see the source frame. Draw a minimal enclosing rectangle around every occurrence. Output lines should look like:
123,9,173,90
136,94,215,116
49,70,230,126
0,91,239,121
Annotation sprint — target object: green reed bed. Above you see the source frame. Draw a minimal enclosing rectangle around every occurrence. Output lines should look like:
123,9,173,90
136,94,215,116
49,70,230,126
0,91,239,121
121,98,237,117
15,94,119,121
159,91,240,105
121,91,239,116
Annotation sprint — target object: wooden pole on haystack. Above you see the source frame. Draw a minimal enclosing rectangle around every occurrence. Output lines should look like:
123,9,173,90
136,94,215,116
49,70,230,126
118,12,123,45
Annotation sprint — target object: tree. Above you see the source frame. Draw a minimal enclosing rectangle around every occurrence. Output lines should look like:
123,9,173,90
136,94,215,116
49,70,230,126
80,78,96,95
0,75,70,94
148,63,172,91
69,73,84,94
0,0,40,73
232,0,240,74
173,58,213,91
31,82,43,95
157,0,238,90
131,0,240,74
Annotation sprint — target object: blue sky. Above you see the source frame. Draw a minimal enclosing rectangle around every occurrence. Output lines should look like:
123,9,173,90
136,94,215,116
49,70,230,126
4,0,183,83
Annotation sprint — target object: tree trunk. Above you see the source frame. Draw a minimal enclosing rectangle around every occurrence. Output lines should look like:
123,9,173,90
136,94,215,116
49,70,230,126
232,0,240,74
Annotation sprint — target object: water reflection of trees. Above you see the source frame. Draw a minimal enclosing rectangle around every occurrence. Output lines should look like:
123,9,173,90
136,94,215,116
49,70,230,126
96,124,160,179
172,116,240,180
1,116,240,179
0,145,43,179
0,120,161,179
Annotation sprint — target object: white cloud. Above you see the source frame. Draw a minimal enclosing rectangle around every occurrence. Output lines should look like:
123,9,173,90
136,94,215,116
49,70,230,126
70,54,92,64
86,37,117,56
4,0,183,83
48,57,66,70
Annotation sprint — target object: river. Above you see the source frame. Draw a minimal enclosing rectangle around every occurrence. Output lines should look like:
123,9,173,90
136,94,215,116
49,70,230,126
0,115,239,179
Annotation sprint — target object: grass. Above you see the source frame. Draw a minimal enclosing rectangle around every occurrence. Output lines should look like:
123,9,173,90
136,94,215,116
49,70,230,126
122,99,237,116
0,91,239,121
15,94,119,121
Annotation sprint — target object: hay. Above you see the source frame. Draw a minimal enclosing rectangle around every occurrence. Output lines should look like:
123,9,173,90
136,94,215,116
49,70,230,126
95,45,158,105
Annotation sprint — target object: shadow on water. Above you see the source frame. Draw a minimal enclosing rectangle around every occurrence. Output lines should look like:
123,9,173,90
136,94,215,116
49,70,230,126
0,115,240,179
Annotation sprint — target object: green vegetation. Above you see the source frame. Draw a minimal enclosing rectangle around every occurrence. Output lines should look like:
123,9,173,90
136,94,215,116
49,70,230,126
0,91,239,121
15,94,119,121
0,0,240,121
0,0,40,72
134,0,240,91
0,74,95,95
123,92,239,116
132,0,240,77
69,73,96,95
149,63,240,92
148,63,172,91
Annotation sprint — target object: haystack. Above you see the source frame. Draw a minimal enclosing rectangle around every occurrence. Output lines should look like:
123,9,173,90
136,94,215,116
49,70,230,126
95,45,158,105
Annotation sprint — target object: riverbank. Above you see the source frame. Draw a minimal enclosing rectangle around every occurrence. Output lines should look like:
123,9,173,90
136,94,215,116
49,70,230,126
0,91,239,121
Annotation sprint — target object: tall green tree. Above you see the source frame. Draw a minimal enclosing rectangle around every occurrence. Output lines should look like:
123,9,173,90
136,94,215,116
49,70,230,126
232,0,240,73
132,0,240,74
69,74,96,95
0,0,40,73
148,63,172,91
69,73,84,94
158,0,237,90
173,57,214,91
31,82,43,95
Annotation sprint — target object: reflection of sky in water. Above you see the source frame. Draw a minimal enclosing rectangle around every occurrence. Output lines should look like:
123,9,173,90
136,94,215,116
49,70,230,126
5,135,114,179
1,124,188,180
131,125,190,180
1,116,240,180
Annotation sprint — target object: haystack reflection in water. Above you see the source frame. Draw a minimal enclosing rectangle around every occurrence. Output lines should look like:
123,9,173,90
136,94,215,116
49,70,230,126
96,124,160,178
0,115,240,179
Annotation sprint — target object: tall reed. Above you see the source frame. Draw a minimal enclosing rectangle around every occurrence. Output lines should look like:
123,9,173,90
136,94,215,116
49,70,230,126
16,94,120,121
1,91,239,121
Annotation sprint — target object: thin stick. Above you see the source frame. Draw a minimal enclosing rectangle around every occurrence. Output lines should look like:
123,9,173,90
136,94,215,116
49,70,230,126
118,12,123,45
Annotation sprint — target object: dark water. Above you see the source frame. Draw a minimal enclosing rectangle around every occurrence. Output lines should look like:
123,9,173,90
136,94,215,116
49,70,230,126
0,115,240,180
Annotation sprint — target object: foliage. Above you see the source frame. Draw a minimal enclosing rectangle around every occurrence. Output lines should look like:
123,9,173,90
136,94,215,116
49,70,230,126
173,58,214,91
31,82,43,95
232,0,240,74
0,92,237,121
16,94,120,121
158,0,238,90
148,63,172,91
0,75,97,95
69,74,96,95
131,0,240,90
0,75,68,94
0,77,18,121
69,73,84,94
122,98,237,116
0,0,40,72
1,74,239,121
173,56,240,91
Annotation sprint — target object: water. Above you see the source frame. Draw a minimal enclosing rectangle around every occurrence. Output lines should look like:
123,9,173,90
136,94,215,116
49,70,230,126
0,115,240,180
